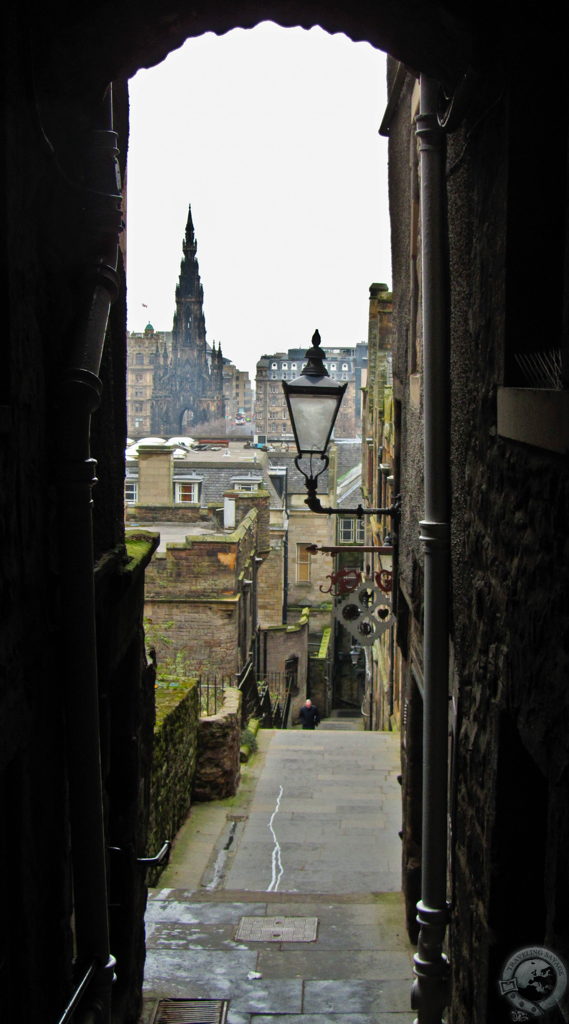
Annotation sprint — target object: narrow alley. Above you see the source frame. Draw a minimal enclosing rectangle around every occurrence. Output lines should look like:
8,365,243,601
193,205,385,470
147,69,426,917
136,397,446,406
141,721,414,1023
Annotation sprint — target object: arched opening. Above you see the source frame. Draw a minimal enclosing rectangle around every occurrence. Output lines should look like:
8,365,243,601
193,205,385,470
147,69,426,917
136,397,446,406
125,24,391,384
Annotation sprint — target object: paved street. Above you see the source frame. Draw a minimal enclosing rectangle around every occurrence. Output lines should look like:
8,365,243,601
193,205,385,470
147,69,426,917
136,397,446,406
141,723,415,1024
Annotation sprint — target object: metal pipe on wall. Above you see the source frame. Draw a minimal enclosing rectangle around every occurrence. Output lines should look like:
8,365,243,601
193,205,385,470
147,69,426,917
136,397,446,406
56,85,122,1024
411,75,451,1024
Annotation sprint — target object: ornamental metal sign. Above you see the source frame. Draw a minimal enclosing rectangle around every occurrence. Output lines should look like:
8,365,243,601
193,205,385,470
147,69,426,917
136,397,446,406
334,577,395,646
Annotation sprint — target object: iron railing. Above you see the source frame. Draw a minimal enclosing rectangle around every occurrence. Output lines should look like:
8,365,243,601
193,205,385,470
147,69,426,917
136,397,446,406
194,666,298,727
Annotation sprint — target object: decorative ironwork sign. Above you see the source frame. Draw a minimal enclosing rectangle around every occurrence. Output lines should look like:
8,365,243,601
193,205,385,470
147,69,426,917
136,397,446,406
375,569,392,593
334,577,395,646
319,567,362,596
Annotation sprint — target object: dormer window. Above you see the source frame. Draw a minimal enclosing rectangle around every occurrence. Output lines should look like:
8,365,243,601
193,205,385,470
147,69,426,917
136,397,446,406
174,481,201,503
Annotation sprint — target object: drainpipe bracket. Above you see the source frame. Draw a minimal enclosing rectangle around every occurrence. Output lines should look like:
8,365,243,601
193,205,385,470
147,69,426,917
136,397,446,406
59,367,103,414
419,520,449,548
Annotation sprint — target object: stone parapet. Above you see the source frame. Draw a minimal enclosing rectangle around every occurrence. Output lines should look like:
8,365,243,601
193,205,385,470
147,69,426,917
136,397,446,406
193,687,242,801
147,679,199,885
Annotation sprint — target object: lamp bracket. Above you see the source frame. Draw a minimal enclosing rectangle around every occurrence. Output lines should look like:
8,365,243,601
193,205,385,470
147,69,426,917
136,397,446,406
295,455,401,518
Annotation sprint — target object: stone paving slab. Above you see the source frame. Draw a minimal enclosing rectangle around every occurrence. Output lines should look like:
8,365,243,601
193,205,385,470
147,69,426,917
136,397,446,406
143,947,258,989
144,974,304,1012
146,900,267,924
255,948,414,980
146,921,248,950
303,979,411,1014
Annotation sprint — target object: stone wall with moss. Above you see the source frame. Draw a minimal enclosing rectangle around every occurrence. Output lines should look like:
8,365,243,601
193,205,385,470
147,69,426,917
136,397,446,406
146,679,199,884
193,688,242,801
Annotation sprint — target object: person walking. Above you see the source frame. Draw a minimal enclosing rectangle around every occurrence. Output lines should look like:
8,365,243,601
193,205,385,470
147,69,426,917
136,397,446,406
298,698,320,729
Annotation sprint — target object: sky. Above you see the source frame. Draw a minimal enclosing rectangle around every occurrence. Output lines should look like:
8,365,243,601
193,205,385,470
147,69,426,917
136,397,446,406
126,23,390,380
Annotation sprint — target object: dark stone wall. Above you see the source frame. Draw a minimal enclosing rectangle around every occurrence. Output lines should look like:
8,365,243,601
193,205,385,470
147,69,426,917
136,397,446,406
147,680,199,887
389,51,569,1024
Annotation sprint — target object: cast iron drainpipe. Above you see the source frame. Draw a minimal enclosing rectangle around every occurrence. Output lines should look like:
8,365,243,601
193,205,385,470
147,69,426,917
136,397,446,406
56,84,122,1024
411,75,451,1024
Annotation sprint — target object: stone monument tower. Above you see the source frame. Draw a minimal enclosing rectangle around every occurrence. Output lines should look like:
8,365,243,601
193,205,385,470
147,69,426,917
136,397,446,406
150,206,225,436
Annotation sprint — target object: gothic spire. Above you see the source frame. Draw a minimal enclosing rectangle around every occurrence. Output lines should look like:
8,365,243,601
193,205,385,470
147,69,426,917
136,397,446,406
183,205,197,257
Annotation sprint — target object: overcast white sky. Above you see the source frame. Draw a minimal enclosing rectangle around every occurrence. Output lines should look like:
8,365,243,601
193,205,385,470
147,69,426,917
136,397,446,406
126,23,390,380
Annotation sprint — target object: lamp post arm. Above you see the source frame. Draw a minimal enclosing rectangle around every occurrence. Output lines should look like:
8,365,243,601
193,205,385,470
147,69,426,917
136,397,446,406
294,456,400,518
304,494,399,519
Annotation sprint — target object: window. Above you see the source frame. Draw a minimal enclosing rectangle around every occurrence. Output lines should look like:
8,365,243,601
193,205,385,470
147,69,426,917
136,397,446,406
330,363,337,371
234,482,258,492
174,481,200,503
342,363,349,371
296,544,311,583
291,362,297,370
271,362,278,368
282,362,288,369
135,353,144,365
134,402,143,412
339,518,365,543
125,481,138,505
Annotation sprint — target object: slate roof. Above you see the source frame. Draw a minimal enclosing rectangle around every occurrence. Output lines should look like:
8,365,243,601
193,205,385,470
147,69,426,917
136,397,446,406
128,443,282,508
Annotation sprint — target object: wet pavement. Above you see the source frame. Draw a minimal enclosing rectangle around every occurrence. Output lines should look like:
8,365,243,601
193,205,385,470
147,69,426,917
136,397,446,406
140,720,415,1023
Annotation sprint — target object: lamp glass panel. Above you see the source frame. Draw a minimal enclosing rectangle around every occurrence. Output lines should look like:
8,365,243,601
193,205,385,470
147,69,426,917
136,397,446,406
288,392,340,454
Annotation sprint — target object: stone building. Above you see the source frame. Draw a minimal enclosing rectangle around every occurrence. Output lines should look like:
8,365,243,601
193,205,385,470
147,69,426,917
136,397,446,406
4,3,569,1024
126,441,319,722
383,53,569,1024
360,283,399,731
127,208,225,439
222,357,254,432
255,342,367,441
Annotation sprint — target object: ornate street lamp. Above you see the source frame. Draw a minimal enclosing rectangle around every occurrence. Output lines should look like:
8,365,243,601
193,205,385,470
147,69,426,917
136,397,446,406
283,330,399,520
282,330,347,458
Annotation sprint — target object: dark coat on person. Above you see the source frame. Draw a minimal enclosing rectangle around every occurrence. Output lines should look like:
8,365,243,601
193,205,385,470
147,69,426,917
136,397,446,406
299,703,320,729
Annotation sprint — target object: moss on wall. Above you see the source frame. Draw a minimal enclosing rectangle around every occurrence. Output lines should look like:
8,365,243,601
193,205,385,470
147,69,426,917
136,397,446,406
147,680,199,885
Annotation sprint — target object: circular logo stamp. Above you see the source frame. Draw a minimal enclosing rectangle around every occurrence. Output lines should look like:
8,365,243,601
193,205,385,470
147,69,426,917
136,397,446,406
499,946,567,1019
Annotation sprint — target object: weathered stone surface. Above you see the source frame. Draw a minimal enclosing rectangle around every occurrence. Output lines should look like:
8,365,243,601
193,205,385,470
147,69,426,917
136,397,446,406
147,680,199,886
193,688,242,801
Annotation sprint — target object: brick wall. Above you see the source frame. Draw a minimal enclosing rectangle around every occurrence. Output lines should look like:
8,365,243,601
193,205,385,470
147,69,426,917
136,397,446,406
143,510,260,678
145,600,240,677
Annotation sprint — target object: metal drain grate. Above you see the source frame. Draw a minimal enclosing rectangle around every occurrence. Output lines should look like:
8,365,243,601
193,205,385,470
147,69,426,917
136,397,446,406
235,915,318,942
153,999,228,1024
